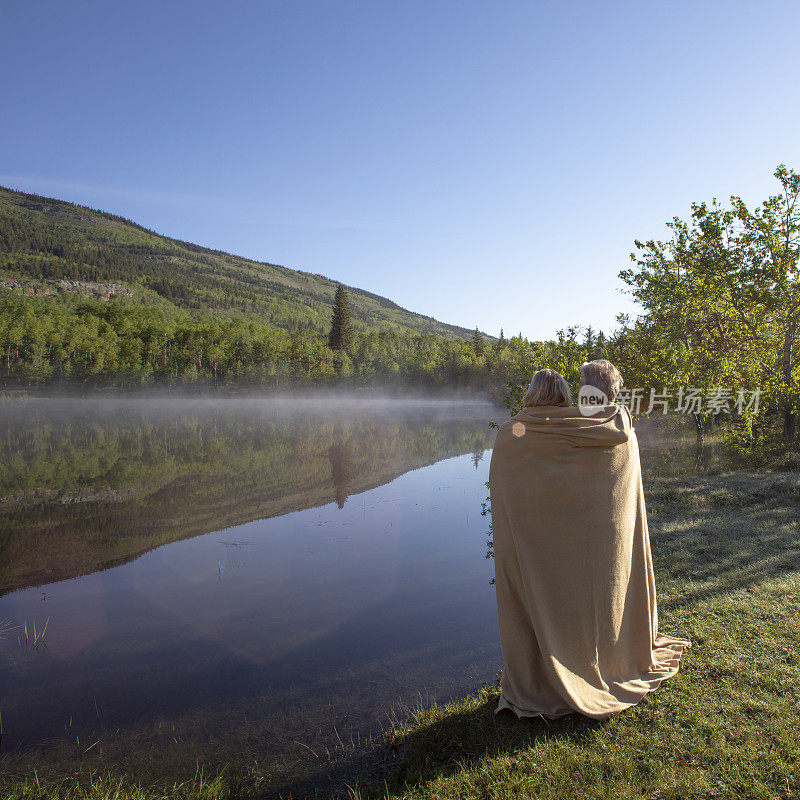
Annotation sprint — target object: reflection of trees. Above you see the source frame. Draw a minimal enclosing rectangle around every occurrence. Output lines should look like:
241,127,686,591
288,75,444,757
0,406,495,596
327,439,354,509
471,448,484,469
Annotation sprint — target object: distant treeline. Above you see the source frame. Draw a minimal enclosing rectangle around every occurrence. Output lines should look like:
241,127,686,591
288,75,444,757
0,291,522,390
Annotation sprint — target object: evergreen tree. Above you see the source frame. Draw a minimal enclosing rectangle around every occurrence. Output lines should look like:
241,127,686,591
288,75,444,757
328,284,353,351
471,325,485,355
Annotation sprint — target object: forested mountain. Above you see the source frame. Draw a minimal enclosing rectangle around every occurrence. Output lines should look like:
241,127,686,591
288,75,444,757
0,185,478,339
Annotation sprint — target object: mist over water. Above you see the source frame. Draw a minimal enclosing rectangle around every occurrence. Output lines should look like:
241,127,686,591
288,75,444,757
0,389,502,421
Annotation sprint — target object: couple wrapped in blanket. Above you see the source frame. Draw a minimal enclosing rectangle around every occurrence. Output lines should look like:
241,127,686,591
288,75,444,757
489,360,691,720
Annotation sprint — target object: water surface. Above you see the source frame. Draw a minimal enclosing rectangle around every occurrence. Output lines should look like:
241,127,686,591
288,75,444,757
0,397,727,795
0,396,500,793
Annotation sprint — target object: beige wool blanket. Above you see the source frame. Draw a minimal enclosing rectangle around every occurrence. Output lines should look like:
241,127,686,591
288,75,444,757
489,403,691,719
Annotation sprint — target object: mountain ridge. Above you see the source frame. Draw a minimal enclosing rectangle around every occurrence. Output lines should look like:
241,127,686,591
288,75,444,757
0,185,491,340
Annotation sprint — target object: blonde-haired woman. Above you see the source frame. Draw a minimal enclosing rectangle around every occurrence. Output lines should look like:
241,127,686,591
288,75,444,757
522,368,572,408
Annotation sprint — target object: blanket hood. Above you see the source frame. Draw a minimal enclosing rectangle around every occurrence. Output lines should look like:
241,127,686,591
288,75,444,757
507,404,632,447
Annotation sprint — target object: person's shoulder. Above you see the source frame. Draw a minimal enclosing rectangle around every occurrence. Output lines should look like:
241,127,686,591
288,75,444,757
613,402,633,424
490,418,515,447
614,403,639,443
625,405,635,428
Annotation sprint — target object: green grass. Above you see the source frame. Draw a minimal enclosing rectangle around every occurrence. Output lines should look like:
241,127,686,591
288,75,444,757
2,468,800,799
1,772,259,800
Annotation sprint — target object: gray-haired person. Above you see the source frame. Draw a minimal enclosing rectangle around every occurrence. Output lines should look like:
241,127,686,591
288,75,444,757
579,359,623,404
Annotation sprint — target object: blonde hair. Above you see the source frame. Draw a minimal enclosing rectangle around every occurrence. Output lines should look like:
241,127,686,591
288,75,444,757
523,368,572,407
579,359,623,402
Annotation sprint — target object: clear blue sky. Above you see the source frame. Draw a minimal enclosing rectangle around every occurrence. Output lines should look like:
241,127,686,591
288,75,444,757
2,0,799,340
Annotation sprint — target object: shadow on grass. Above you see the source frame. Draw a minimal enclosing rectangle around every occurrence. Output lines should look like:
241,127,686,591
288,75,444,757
271,688,607,799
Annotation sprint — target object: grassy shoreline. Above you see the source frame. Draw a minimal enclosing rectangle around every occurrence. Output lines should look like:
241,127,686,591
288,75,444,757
3,467,800,799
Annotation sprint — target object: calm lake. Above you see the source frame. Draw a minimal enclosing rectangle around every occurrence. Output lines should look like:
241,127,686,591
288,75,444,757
0,395,722,796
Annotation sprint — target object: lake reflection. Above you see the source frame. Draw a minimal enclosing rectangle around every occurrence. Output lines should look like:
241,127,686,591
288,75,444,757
0,395,500,795
0,397,728,796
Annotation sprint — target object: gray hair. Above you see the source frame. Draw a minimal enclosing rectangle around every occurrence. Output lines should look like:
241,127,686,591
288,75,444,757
579,359,623,402
523,368,572,407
